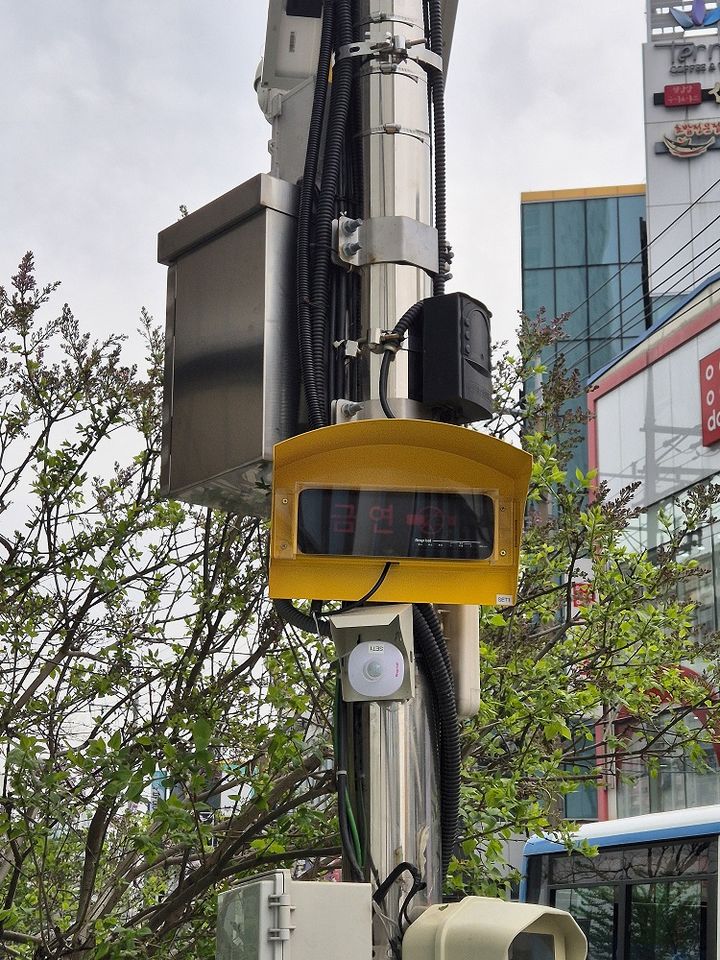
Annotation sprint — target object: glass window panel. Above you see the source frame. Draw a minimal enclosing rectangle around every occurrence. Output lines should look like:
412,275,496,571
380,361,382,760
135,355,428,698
523,203,554,268
628,880,706,960
588,266,622,338
564,726,599,821
657,754,688,811
564,783,599,821
588,338,623,377
553,886,615,960
651,294,677,324
686,744,720,808
549,840,715,887
556,267,588,340
558,343,589,380
677,527,715,635
713,521,720,632
587,198,619,265
555,200,586,267
619,194,646,263
523,269,555,320
620,264,646,338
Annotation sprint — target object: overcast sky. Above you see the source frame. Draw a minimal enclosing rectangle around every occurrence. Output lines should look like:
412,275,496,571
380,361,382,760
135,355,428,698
2,1,647,352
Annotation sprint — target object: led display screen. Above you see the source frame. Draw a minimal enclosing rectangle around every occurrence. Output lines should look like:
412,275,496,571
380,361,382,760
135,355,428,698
297,488,494,560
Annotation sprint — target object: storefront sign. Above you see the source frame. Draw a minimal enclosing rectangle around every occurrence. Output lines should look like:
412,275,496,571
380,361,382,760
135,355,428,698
664,81,703,104
700,347,720,445
670,0,720,29
657,40,720,75
663,118,720,155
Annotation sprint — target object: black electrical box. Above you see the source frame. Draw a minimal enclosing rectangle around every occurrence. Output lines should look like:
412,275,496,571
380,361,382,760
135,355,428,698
421,293,492,423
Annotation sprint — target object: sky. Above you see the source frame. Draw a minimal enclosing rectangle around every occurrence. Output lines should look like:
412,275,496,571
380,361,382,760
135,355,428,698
1,1,648,354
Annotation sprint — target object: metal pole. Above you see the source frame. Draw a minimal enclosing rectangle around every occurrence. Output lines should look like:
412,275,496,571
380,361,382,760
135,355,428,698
351,2,443,952
356,0,434,419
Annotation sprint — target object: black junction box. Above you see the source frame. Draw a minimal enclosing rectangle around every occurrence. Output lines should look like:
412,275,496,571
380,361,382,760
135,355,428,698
421,292,493,423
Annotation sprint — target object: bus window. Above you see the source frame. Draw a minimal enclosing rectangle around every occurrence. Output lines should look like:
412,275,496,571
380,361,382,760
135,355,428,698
628,879,707,960
553,886,615,960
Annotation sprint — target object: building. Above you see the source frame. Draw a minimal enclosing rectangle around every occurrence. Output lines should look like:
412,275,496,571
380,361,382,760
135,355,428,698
589,275,720,818
521,186,649,476
644,3,720,306
521,1,720,820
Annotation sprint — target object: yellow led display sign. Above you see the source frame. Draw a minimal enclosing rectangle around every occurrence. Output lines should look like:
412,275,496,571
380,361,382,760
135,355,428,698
269,419,532,606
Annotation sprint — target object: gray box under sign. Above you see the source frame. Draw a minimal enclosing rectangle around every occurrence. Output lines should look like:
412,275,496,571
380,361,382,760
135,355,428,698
158,173,301,518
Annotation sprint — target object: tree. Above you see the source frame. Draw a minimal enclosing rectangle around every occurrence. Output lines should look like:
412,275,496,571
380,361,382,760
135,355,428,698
1,257,719,956
455,314,720,893
0,255,338,959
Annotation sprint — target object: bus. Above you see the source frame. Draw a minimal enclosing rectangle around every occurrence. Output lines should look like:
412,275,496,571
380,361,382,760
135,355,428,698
521,806,720,960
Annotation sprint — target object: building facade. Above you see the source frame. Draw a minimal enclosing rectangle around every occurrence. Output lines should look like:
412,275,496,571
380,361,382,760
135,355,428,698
521,186,649,477
589,277,720,819
521,2,720,821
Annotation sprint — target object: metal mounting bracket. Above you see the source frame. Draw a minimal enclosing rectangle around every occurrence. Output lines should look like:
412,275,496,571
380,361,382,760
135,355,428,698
336,36,443,73
335,215,439,274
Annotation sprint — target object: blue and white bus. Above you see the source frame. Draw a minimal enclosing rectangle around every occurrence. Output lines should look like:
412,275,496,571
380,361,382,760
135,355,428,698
522,806,720,960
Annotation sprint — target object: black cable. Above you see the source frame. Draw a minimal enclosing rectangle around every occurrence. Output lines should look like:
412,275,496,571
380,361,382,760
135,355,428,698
373,861,423,904
415,602,453,685
562,171,720,321
378,301,425,419
373,861,427,939
338,561,394,612
275,562,394,636
559,211,720,366
412,604,460,878
399,876,426,933
335,676,365,881
560,240,720,378
297,1,336,431
427,0,448,295
273,599,332,637
310,0,355,427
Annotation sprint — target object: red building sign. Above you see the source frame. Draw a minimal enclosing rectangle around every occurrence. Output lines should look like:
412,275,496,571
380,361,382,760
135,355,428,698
664,82,702,106
700,347,720,446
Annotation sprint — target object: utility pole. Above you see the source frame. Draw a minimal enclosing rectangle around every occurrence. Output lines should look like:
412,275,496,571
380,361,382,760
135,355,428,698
157,3,587,958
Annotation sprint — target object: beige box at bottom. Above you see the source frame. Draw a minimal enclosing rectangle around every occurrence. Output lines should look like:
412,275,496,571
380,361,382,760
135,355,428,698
216,870,372,960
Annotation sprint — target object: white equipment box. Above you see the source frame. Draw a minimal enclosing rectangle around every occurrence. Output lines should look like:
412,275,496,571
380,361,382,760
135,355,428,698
216,870,372,960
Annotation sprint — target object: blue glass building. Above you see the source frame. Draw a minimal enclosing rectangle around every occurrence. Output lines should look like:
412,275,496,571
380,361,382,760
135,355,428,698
521,185,649,476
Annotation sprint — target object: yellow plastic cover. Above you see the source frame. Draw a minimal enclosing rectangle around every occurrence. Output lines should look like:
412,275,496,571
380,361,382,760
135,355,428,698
269,419,532,606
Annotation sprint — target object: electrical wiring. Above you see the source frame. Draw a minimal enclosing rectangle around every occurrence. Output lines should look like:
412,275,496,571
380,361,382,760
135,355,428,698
274,562,395,636
412,604,460,877
373,862,427,942
560,170,720,322
310,0,355,427
297,2,336,431
562,243,720,377
280,2,461,898
426,0,448,294
334,676,364,880
378,301,425,418
558,211,720,365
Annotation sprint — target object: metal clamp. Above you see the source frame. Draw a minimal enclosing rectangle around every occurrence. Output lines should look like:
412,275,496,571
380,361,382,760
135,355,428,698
359,123,430,145
336,35,442,73
335,215,439,274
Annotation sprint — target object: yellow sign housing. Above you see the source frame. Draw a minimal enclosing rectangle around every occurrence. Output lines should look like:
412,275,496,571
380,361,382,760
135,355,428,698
269,419,532,606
